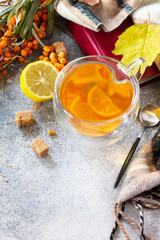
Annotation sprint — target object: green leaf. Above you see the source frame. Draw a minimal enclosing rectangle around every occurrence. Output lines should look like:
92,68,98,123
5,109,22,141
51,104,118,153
0,5,16,19
7,1,20,23
32,28,44,47
27,24,33,41
10,3,31,37
7,0,30,22
0,15,8,28
11,39,25,46
112,24,160,69
40,0,52,8
33,22,45,34
20,0,40,39
48,0,54,37
15,0,31,16
3,55,17,69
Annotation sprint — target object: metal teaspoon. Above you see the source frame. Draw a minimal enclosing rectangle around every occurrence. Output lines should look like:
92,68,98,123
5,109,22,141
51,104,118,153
114,104,160,188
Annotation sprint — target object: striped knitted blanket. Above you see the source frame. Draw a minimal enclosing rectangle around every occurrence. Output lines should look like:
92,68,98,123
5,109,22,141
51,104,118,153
55,0,160,32
110,129,160,240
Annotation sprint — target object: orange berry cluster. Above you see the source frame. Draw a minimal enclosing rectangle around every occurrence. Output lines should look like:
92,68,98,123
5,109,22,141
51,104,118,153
39,46,68,71
0,7,49,81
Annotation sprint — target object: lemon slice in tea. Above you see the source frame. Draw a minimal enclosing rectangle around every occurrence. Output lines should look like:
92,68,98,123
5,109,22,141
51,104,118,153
70,96,101,122
20,61,59,102
87,84,121,118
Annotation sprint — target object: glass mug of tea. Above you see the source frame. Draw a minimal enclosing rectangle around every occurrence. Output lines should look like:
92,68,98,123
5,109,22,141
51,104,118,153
53,56,145,147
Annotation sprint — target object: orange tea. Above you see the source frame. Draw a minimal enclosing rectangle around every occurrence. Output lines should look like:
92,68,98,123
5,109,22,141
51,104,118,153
60,62,134,136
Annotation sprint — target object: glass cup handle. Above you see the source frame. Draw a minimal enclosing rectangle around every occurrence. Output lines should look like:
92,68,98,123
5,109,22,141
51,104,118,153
127,58,146,81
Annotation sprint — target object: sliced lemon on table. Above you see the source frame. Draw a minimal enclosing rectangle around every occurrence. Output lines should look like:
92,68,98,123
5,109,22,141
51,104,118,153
87,84,121,118
20,61,59,102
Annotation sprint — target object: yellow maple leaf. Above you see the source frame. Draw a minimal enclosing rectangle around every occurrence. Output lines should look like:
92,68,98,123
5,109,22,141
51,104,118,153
112,24,160,70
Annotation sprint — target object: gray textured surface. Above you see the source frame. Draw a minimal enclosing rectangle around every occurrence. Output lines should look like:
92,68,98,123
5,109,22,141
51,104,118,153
0,14,160,240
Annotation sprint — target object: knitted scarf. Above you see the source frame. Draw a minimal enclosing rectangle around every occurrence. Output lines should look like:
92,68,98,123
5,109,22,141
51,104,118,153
110,129,160,240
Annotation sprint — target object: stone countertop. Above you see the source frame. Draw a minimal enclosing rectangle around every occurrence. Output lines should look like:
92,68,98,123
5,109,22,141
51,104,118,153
0,14,160,240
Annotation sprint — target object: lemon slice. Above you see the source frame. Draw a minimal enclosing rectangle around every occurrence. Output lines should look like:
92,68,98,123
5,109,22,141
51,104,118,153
70,96,101,122
20,61,59,102
87,85,121,118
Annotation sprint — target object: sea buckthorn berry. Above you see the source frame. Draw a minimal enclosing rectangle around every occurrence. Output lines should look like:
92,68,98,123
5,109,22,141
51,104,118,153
37,32,44,39
39,25,46,32
9,40,14,47
39,55,44,60
18,56,24,63
1,36,8,42
37,11,43,18
1,40,7,48
42,51,49,57
42,14,48,22
51,58,58,64
57,63,65,70
49,52,56,59
34,14,39,22
32,45,38,50
4,41,8,47
59,58,67,65
58,52,65,58
41,21,47,26
43,46,50,52
0,41,5,49
21,49,27,57
49,46,54,52
0,49,3,55
43,57,49,61
42,9,48,13
3,59,9,64
28,49,33,55
27,41,33,48
5,52,11,58
22,40,27,47
10,16,16,25
14,46,21,52
54,62,59,68
25,46,30,53
11,53,15,58
2,69,7,76
33,39,38,45
54,62,60,69
34,21,38,27
5,30,12,36
6,47,11,53
8,24,13,31
29,35,33,41
57,56,61,62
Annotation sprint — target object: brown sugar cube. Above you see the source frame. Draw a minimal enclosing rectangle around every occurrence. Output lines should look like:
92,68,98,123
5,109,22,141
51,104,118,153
31,137,49,158
15,110,34,127
52,41,67,57
48,129,56,136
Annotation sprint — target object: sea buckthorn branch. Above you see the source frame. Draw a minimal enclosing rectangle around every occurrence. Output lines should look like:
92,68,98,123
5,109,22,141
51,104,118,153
0,0,55,80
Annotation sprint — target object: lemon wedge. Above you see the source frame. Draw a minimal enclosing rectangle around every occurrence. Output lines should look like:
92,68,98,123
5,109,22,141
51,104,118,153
20,61,59,102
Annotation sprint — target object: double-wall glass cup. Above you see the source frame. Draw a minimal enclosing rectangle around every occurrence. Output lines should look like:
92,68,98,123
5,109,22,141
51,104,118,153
53,56,146,148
